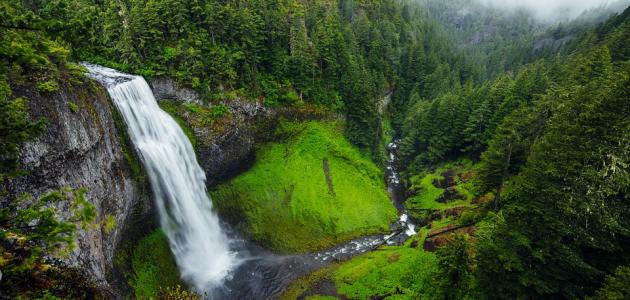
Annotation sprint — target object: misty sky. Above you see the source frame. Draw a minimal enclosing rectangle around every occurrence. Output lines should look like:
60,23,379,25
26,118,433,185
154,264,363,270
479,0,617,20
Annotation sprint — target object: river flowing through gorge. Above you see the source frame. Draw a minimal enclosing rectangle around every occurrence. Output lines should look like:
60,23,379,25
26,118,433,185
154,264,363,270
85,64,417,299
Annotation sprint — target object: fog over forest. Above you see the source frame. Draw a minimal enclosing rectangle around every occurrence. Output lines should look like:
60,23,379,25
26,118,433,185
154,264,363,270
479,0,628,20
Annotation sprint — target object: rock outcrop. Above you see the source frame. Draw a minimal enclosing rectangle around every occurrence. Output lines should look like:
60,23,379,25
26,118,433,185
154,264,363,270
150,77,202,105
195,100,271,186
2,76,152,295
532,34,576,54
149,78,332,187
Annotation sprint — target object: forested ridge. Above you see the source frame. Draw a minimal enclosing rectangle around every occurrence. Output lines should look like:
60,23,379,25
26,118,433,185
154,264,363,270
394,6,630,298
1,0,629,299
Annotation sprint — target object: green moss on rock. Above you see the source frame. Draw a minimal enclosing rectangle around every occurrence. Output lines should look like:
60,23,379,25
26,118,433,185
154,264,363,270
405,159,478,220
333,240,438,299
131,230,182,299
211,121,397,252
282,229,440,300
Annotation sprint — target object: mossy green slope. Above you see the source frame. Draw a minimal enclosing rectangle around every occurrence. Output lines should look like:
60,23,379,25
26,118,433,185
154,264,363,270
405,159,478,220
130,230,182,299
211,121,397,252
282,228,442,300
333,234,438,300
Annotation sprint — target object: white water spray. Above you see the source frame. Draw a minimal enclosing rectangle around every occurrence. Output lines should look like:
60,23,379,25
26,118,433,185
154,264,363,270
84,64,236,291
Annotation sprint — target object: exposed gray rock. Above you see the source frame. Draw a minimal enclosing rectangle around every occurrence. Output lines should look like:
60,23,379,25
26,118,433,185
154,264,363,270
150,77,202,104
377,90,393,114
469,25,497,45
2,78,152,295
178,99,273,187
532,34,576,53
148,77,272,185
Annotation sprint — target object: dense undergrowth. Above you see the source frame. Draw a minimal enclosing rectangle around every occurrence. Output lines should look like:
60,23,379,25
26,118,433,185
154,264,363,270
211,121,397,252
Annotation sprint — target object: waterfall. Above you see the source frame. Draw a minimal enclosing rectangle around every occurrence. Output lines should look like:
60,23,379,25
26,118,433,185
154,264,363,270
83,64,236,291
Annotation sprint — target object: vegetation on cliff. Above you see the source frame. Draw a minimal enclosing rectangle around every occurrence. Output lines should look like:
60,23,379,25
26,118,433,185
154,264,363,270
130,230,182,299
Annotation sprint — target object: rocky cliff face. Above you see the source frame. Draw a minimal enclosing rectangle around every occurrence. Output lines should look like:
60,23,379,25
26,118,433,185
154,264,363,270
2,76,152,294
150,78,272,186
149,78,333,187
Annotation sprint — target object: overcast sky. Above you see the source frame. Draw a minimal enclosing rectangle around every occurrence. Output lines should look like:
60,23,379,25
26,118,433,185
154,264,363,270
478,0,620,21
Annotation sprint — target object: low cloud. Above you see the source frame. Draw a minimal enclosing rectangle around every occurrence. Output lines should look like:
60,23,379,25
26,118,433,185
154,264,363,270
478,0,626,21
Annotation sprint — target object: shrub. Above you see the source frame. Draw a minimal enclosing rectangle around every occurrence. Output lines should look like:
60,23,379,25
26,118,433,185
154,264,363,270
67,102,79,113
157,285,200,300
37,80,59,93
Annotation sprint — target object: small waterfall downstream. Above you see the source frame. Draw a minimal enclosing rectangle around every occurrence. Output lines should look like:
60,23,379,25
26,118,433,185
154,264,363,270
83,64,237,291
385,140,416,243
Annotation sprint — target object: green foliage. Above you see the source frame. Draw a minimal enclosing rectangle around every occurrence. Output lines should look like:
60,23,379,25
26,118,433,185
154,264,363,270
0,24,87,295
287,217,479,299
2,0,629,298
157,285,200,300
395,7,630,299
8,0,495,155
0,188,97,298
0,85,46,180
67,102,78,113
333,240,438,299
434,234,476,300
404,159,477,220
36,80,59,93
182,103,229,126
476,48,630,298
259,76,302,107
211,121,397,252
592,266,630,300
102,214,116,234
131,230,182,299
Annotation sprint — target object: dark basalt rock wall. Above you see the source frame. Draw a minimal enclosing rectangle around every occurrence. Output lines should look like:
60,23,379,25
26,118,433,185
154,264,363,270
1,77,153,295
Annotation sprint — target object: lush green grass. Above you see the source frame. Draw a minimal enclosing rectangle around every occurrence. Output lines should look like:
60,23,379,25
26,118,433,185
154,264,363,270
131,230,182,299
211,121,397,252
285,228,440,300
430,217,457,230
405,159,477,218
333,239,438,299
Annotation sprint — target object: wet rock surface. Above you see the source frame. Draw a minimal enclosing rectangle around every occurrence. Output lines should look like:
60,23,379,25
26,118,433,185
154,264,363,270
2,78,152,294
150,77,202,104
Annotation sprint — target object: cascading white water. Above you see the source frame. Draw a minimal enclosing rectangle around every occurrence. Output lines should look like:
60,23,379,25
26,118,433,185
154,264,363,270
83,64,236,291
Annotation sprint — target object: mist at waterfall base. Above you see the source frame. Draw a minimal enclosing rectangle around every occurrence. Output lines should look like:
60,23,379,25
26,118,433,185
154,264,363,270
84,64,403,299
